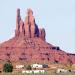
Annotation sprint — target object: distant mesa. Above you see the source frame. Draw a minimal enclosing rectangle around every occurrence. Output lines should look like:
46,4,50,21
0,8,75,64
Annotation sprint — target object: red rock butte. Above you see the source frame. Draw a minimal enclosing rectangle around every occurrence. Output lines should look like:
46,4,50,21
0,8,75,64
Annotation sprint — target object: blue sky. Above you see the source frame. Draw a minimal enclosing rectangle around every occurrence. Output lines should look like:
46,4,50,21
0,0,75,53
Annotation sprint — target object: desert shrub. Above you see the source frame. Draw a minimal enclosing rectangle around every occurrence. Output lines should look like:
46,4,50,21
26,65,32,70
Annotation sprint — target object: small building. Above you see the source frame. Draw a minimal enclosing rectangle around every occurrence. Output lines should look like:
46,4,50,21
56,68,68,73
42,64,48,68
31,63,43,69
16,65,24,69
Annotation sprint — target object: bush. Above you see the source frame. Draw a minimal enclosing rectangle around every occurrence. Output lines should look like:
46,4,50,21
3,61,13,72
26,65,32,70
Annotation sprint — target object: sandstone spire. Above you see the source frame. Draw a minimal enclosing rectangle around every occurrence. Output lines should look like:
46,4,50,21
39,28,46,41
41,28,46,40
24,12,30,38
28,9,35,38
19,19,24,37
24,9,35,38
15,8,21,37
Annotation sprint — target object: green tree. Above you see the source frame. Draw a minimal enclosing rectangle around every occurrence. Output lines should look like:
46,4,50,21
3,61,13,72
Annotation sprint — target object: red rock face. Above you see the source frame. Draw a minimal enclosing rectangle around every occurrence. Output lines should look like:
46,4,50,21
0,8,75,64
15,8,46,40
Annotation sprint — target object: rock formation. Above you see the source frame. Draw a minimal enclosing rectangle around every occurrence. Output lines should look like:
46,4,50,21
0,8,75,65
15,8,46,40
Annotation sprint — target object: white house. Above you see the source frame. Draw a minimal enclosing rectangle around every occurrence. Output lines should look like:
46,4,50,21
33,70,45,73
56,68,68,73
22,70,45,74
31,63,43,69
22,70,32,74
16,65,24,69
